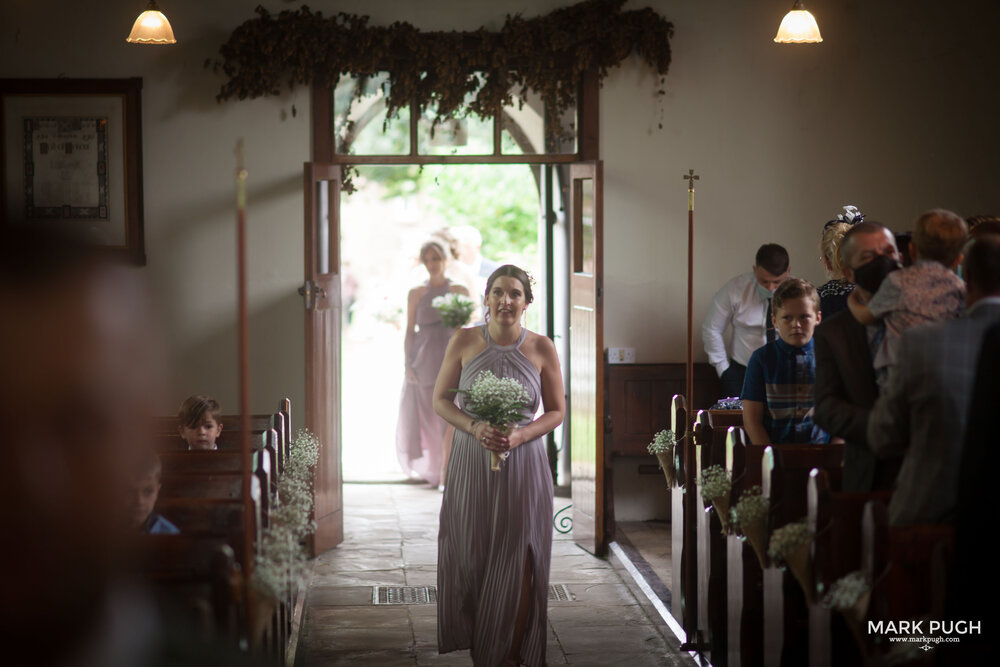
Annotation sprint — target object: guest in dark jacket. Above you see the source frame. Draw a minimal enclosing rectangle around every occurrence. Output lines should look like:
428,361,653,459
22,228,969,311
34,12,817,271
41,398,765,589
814,221,902,491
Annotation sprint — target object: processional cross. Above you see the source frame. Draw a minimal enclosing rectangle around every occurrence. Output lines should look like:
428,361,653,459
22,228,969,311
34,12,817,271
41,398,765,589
682,169,699,412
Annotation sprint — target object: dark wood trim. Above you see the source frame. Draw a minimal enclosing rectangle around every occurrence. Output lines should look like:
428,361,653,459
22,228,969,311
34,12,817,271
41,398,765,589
579,70,599,161
325,153,579,165
604,363,722,458
311,84,333,162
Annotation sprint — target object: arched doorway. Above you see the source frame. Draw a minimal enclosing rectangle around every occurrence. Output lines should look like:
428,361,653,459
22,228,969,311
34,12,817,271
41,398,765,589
303,74,605,556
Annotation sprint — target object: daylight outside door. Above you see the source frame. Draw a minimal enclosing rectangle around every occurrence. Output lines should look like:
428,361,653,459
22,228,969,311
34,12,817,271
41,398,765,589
568,161,604,556
303,162,344,554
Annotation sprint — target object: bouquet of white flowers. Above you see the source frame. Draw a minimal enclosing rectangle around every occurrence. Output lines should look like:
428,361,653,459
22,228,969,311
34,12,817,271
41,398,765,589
432,292,476,328
647,429,676,486
697,464,733,532
456,370,531,471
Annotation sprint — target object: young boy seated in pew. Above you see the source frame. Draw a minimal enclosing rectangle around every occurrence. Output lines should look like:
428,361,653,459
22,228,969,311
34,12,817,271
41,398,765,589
741,278,831,445
130,452,179,534
177,394,223,451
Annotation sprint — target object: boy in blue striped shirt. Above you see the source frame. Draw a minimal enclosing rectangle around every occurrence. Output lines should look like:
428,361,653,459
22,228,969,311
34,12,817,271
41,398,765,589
741,278,830,445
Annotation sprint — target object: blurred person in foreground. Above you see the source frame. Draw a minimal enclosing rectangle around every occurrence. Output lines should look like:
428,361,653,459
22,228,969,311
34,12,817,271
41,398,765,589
0,226,248,666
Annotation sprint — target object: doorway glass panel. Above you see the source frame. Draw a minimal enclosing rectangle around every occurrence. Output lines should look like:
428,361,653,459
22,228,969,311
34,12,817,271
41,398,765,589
334,73,411,155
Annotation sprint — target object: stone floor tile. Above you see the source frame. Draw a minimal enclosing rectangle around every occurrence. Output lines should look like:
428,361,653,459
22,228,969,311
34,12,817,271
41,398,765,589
301,648,418,666
306,585,375,606
553,623,667,655
295,483,696,667
548,602,650,627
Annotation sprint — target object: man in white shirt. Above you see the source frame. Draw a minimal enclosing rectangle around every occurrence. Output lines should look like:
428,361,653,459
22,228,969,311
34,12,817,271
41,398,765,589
702,243,790,398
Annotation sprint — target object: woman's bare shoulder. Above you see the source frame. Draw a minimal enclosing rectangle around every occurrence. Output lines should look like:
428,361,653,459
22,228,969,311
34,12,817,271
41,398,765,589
452,325,487,359
408,284,428,300
521,329,559,368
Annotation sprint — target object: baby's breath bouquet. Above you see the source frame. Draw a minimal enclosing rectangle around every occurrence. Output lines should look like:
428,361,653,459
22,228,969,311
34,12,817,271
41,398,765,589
697,465,733,533
432,293,476,328
730,486,770,567
821,570,872,648
255,430,320,599
456,370,531,471
647,429,676,486
768,519,816,603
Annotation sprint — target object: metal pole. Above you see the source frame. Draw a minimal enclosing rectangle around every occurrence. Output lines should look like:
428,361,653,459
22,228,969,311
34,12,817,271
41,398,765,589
683,169,699,409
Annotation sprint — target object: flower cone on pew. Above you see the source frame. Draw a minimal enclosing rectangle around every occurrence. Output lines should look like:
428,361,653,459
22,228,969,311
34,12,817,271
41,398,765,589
768,520,815,603
730,486,770,567
697,465,732,533
821,570,873,653
254,430,320,606
647,429,676,487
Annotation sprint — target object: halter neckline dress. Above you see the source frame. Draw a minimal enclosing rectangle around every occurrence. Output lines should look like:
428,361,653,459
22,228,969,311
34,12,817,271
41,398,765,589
437,324,553,667
396,280,454,486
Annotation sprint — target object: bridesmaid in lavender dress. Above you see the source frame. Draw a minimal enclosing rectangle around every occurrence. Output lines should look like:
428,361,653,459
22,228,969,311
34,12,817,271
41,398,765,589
433,265,566,666
396,241,469,486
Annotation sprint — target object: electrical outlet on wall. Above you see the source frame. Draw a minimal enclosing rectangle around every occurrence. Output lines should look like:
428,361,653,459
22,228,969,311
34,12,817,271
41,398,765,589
608,347,636,364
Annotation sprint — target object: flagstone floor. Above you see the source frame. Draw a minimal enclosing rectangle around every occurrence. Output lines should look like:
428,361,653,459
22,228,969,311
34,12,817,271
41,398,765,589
294,483,696,666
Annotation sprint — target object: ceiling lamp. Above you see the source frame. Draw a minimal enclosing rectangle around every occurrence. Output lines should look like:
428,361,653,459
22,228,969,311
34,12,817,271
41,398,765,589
126,1,177,45
774,1,823,44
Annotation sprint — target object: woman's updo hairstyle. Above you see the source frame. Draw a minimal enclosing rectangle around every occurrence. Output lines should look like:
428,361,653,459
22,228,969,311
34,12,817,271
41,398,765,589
820,205,865,280
419,240,447,263
485,264,535,305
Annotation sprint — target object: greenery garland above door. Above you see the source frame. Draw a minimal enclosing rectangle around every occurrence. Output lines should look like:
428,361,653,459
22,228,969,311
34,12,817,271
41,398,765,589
211,0,674,143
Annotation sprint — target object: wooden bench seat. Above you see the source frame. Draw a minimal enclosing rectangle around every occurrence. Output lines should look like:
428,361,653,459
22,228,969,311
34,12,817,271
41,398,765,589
158,498,246,535
160,472,244,500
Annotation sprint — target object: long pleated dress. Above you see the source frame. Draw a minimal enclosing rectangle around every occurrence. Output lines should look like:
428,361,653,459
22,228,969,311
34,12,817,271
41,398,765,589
437,325,553,667
396,280,454,486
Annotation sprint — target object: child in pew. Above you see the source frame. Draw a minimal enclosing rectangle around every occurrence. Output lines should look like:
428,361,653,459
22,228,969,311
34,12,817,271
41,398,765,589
741,279,830,445
177,394,223,450
847,209,967,390
130,452,179,534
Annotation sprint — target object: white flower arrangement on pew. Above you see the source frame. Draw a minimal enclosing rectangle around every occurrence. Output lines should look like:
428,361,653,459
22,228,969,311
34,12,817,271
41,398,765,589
647,429,676,486
255,429,320,600
768,519,816,603
454,370,530,471
696,464,733,532
821,570,873,649
821,570,871,611
729,485,770,567
432,293,476,328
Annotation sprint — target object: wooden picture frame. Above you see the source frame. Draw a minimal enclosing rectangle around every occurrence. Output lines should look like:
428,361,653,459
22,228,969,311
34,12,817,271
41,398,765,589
0,78,145,265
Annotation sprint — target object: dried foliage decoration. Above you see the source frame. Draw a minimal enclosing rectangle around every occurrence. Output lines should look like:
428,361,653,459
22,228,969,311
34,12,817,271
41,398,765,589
212,0,673,138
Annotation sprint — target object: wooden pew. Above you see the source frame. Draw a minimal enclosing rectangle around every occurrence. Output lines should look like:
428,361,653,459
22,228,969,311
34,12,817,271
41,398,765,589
132,535,242,642
693,409,731,665
807,470,892,667
145,399,294,661
150,413,276,452
864,500,955,634
761,444,844,667
726,426,768,667
670,394,699,646
158,498,246,535
161,450,243,473
160,472,244,500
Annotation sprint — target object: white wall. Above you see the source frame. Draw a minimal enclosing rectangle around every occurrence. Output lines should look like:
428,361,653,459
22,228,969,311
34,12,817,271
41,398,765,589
3,0,998,417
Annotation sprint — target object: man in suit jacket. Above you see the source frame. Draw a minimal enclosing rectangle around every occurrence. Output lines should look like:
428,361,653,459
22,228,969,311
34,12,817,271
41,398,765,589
867,235,1000,525
814,222,902,491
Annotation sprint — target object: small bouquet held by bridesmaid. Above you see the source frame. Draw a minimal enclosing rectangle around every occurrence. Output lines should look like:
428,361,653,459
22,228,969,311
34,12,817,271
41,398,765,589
456,370,531,471
432,293,476,328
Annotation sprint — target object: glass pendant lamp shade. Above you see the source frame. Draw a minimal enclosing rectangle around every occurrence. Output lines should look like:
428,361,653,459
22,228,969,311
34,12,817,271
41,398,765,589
126,1,177,45
774,1,822,44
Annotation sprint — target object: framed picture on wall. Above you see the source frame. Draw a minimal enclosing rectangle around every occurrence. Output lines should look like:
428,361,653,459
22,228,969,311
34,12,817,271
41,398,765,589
0,78,145,265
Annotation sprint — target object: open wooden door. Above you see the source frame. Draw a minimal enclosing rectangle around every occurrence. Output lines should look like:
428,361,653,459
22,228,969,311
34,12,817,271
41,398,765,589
303,162,343,554
568,161,605,556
